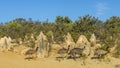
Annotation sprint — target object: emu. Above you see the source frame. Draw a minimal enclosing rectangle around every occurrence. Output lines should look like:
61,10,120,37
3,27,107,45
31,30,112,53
68,46,86,60
93,49,108,59
56,45,70,62
24,47,39,60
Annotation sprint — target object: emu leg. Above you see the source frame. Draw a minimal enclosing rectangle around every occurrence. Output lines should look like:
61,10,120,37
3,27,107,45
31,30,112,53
73,54,77,61
56,57,64,62
25,56,34,61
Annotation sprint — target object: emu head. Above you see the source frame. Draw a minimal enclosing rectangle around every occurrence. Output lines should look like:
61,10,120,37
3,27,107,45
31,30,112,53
68,45,71,49
82,45,86,50
35,47,39,52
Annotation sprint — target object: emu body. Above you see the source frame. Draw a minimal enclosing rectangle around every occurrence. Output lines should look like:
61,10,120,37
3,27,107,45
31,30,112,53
93,49,108,58
24,47,39,60
56,45,70,62
68,46,85,60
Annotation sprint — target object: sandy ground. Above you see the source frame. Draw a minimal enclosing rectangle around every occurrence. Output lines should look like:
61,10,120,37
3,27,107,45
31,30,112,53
0,51,120,68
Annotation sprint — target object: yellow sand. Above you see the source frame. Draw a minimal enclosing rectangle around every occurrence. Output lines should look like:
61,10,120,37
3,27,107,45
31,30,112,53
0,51,120,68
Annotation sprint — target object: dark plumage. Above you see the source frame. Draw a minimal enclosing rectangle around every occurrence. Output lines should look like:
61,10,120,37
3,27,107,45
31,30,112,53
57,45,70,55
57,48,68,54
56,45,70,62
24,56,35,61
24,47,39,60
68,46,85,60
25,49,36,55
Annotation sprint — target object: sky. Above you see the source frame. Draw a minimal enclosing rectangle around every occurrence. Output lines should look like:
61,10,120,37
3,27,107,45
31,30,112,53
0,0,120,23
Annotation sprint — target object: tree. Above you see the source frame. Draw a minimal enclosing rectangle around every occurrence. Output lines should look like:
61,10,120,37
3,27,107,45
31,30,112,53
12,18,26,24
55,16,72,24
5,22,22,39
55,16,64,24
73,15,100,39
64,16,72,24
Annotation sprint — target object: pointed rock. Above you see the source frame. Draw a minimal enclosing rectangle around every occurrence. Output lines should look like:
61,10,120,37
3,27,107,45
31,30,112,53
90,33,96,45
0,36,14,51
6,37,12,50
0,36,8,51
64,33,75,49
76,35,91,56
94,44,101,49
36,31,50,58
109,44,117,53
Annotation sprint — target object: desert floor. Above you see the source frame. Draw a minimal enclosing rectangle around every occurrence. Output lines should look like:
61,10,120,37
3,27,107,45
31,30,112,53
0,51,120,68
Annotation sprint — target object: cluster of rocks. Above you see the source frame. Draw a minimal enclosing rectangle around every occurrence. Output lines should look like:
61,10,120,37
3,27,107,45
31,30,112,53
0,32,117,59
62,33,117,59
0,36,18,51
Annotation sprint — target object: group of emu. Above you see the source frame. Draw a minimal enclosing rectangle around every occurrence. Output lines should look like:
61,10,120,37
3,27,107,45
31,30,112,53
57,45,108,61
57,45,85,61
24,45,107,61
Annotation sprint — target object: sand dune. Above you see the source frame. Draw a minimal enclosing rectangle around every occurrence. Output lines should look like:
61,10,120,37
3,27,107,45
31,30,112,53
0,51,120,68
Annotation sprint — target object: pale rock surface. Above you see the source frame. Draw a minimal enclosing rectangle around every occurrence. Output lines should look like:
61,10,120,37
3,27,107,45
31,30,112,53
36,31,50,58
94,44,102,49
0,36,13,51
0,36,7,51
90,33,96,45
76,35,91,56
64,33,75,49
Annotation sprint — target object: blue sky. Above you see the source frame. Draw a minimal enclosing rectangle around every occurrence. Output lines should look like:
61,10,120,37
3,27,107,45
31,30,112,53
0,0,120,22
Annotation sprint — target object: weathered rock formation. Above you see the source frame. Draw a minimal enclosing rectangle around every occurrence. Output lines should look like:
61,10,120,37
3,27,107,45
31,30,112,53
76,35,91,56
89,34,102,58
0,36,14,51
64,33,75,50
94,44,102,49
90,33,96,45
0,36,7,51
109,44,117,54
36,31,50,58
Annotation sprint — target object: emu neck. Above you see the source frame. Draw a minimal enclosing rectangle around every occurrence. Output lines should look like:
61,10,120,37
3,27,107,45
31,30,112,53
82,45,86,50
67,46,70,52
35,47,39,52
